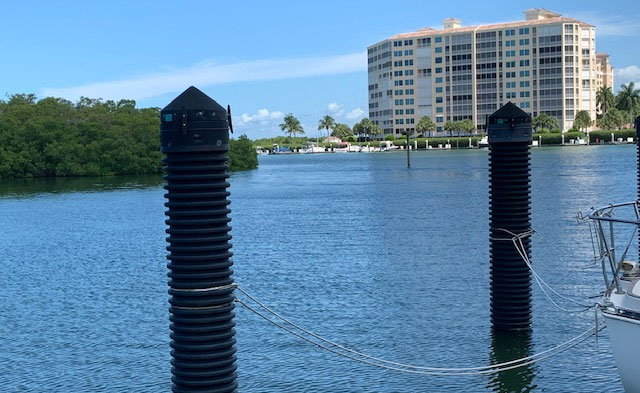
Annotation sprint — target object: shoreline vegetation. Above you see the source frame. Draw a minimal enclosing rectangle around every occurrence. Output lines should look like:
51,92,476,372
0,94,258,179
253,129,637,153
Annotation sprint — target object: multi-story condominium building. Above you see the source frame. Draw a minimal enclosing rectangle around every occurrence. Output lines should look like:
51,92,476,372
367,8,613,136
595,53,613,92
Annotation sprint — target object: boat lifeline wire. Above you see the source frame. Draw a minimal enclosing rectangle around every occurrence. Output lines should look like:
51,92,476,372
234,285,604,376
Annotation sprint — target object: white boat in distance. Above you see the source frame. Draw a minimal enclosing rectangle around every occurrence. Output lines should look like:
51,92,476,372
581,202,640,393
380,141,399,152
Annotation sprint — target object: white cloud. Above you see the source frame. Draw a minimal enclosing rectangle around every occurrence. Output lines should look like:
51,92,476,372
327,102,342,113
236,108,284,126
41,52,366,102
346,107,365,120
614,65,640,90
568,12,640,37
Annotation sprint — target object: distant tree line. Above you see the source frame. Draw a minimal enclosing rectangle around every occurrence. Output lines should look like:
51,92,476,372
0,94,257,178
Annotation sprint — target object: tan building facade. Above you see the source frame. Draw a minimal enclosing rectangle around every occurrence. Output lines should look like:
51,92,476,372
367,8,612,136
596,53,614,91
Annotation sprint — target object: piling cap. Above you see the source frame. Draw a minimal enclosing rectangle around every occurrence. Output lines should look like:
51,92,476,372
636,115,640,137
487,102,532,144
160,86,230,153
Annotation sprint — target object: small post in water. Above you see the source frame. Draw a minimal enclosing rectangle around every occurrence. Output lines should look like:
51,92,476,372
161,86,238,392
487,102,533,331
405,131,411,168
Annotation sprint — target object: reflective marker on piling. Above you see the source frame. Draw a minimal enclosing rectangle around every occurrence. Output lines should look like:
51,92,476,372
161,86,237,392
488,102,533,331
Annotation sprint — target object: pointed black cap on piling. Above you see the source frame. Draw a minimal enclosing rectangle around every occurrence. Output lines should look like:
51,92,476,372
162,86,226,113
160,86,230,153
488,102,532,144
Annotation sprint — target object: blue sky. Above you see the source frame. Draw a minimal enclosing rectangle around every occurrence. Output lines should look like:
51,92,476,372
1,0,639,139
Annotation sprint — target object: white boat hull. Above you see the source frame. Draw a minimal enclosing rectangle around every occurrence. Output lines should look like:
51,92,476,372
602,310,640,392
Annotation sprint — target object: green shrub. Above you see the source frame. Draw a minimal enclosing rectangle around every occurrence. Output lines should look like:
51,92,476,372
229,135,258,171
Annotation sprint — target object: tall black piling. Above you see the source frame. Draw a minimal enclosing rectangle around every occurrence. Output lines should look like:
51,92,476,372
488,102,533,331
161,86,237,392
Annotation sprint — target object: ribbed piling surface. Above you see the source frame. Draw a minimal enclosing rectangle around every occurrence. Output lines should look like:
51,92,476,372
489,142,531,330
162,86,237,393
165,151,237,392
488,102,532,331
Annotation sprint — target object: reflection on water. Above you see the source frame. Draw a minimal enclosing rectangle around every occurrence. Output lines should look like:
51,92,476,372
488,330,537,393
0,174,163,197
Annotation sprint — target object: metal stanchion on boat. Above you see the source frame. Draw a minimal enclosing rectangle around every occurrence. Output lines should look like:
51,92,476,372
488,102,533,331
636,116,640,260
161,86,237,392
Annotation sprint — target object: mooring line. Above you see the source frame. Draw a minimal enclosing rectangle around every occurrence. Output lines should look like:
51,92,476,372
235,286,604,376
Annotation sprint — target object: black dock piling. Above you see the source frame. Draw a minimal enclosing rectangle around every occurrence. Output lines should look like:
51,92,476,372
488,102,533,331
161,86,237,392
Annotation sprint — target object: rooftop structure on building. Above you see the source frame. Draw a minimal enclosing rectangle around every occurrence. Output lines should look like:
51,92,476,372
367,8,613,136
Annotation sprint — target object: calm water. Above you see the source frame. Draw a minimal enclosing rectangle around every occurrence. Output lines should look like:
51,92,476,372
0,146,634,392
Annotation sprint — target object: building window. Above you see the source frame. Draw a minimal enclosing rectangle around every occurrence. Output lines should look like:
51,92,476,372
506,71,516,78
436,67,443,73
406,99,415,105
436,107,444,113
404,39,413,45
406,109,415,114
435,36,442,43
436,87,443,93
506,92,516,99
519,60,529,67
519,81,530,87
405,79,414,85
435,47,443,53
436,97,443,103
395,109,404,115
506,82,516,88
520,91,530,97
405,89,414,94
435,77,443,83
436,116,444,123
394,40,402,47
394,99,403,105
505,29,515,36
520,101,530,108
520,70,530,77
404,49,413,56
404,59,413,66
394,80,403,86
394,50,402,56
404,69,414,75
394,90,403,95
435,57,443,63
505,61,516,68
519,28,529,35
406,118,415,124
506,50,515,57
519,39,529,45
519,49,529,56
395,119,404,124
505,40,516,47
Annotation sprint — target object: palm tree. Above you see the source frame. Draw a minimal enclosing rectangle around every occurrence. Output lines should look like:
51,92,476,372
616,82,640,126
596,86,615,117
279,113,305,141
317,115,335,137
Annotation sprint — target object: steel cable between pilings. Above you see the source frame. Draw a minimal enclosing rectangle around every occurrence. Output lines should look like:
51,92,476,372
491,228,597,312
235,286,604,375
